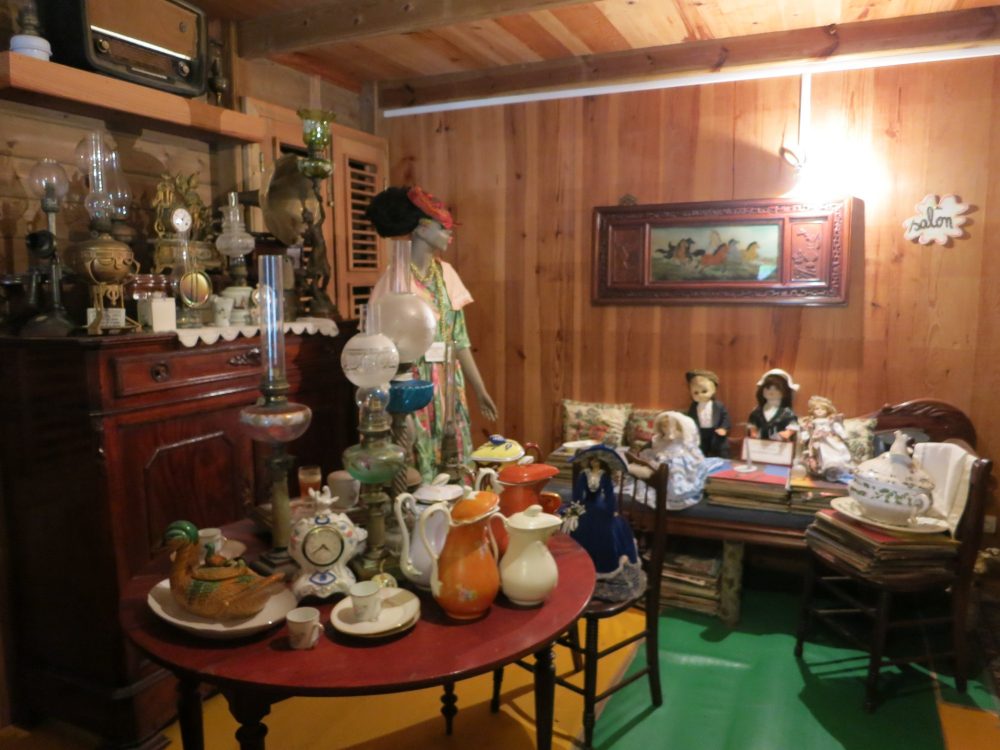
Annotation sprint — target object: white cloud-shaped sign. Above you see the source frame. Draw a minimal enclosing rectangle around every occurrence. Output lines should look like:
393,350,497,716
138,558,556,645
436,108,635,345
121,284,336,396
902,194,969,245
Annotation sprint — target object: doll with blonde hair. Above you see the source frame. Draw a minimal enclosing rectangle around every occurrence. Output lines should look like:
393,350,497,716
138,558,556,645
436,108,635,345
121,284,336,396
799,395,853,479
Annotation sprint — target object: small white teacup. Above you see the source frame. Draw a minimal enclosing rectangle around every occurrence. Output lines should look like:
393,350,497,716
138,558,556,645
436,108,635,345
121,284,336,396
349,580,383,622
198,527,225,564
210,294,235,327
286,606,322,650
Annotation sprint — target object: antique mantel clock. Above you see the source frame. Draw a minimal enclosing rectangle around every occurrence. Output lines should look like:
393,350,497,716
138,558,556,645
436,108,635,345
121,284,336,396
289,488,367,600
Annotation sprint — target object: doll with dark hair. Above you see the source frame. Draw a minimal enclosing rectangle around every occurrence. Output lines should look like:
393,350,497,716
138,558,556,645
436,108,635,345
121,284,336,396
365,186,497,480
747,368,799,441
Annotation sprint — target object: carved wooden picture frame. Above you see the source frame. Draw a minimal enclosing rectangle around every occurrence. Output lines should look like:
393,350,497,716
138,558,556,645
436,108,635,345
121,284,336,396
592,197,860,306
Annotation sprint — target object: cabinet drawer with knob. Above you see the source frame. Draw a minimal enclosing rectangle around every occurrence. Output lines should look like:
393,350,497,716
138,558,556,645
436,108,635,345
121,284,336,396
111,342,265,398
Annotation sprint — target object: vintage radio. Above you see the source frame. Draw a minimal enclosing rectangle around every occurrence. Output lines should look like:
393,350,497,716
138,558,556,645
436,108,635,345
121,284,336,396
38,0,207,98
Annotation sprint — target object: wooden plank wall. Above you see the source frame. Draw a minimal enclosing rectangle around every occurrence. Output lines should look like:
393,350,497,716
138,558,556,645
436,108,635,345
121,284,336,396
381,57,1000,534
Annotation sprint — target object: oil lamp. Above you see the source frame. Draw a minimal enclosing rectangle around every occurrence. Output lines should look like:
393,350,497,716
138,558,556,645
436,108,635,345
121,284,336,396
67,132,139,334
21,158,74,336
296,108,336,318
215,192,255,288
243,251,312,578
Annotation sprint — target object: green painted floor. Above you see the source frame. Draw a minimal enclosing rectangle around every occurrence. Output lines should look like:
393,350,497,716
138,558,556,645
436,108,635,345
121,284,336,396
595,588,997,750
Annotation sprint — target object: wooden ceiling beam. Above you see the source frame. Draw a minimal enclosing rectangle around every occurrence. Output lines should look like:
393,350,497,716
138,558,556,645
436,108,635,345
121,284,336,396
378,6,1000,110
239,0,592,59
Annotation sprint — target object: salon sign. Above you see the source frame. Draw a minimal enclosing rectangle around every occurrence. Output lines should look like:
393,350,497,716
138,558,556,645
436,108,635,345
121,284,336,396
902,194,968,245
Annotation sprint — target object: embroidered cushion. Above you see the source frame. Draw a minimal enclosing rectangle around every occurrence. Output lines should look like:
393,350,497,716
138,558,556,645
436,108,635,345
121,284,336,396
625,408,660,451
562,399,632,446
842,417,876,464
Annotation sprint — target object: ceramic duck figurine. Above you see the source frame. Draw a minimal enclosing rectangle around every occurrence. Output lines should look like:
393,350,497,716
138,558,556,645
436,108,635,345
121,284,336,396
164,521,284,620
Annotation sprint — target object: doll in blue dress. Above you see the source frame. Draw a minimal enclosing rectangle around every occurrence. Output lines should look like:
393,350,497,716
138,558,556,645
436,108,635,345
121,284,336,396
564,445,645,602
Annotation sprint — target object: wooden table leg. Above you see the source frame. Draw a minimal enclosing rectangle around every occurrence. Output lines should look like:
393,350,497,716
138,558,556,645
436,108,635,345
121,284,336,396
534,645,556,750
441,681,458,735
177,676,204,750
224,690,272,750
719,541,745,627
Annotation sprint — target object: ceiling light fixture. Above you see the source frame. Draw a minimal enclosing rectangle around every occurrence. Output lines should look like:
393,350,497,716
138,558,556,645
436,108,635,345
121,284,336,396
382,43,1000,118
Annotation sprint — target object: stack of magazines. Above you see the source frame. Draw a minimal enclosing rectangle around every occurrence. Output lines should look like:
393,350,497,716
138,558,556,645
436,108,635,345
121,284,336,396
806,508,958,575
659,549,723,615
704,462,791,512
787,474,850,515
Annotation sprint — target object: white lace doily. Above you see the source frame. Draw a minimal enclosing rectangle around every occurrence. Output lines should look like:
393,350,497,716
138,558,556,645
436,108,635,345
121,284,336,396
174,317,339,347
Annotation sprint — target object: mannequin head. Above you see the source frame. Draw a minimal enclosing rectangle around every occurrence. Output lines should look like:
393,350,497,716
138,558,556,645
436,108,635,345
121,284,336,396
685,370,719,404
365,185,455,238
413,217,453,252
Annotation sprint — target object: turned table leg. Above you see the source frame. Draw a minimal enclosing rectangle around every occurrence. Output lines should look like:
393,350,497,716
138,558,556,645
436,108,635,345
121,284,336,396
534,645,556,750
440,681,458,735
224,690,273,750
177,676,204,750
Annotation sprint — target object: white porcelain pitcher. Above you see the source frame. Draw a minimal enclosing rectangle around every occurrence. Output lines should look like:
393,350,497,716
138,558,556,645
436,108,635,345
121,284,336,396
393,475,464,589
499,504,562,607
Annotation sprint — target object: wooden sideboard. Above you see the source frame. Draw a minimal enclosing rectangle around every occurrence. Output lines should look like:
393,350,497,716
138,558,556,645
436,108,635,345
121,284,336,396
0,326,357,748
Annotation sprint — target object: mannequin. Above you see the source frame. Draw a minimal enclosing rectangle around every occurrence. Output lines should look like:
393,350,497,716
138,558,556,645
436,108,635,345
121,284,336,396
366,187,497,480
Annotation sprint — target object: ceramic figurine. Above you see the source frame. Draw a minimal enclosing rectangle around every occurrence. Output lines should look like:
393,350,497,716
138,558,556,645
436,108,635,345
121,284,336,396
684,369,731,457
288,487,368,601
747,368,799,441
634,411,719,510
366,186,497,481
499,504,562,606
163,521,284,620
798,395,854,480
565,445,644,602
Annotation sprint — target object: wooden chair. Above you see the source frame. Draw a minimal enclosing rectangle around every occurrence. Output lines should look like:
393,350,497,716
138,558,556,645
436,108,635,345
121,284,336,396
794,439,992,711
489,454,670,749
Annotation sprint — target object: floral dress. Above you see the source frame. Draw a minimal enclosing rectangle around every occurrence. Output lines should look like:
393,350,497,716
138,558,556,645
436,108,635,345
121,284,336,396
409,260,473,481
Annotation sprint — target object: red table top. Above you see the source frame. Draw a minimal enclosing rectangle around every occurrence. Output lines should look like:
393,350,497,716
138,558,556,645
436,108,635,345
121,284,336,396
120,520,595,698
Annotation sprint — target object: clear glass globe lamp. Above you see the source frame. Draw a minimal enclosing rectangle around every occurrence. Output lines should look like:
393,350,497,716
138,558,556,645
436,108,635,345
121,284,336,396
103,150,131,222
28,158,69,209
376,240,436,365
216,192,255,259
340,303,400,388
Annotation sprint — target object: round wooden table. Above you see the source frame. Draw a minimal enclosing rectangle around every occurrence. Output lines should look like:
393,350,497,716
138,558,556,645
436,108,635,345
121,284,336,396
120,520,595,750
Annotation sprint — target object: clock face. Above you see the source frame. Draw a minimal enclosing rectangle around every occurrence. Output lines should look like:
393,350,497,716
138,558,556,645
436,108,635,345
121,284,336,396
171,207,193,234
302,526,344,568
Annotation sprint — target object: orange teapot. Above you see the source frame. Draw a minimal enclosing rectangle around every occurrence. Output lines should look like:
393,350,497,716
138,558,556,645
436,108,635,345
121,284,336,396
418,486,501,620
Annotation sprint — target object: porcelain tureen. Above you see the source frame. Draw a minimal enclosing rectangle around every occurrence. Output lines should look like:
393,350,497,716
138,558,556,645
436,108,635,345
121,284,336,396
847,431,934,526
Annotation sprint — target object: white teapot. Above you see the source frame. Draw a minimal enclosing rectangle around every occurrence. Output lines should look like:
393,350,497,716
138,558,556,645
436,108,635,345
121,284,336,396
394,475,465,590
848,431,934,527
499,504,562,607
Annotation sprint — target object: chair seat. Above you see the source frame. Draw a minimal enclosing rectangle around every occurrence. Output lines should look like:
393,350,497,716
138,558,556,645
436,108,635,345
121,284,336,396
584,593,643,619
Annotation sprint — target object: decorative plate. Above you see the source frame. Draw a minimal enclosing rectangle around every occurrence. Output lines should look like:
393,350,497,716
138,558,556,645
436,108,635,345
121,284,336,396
147,579,296,639
830,497,950,535
330,587,420,638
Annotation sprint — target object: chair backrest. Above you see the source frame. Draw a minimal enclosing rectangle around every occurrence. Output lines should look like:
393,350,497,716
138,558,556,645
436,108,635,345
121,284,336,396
953,453,993,595
870,399,978,447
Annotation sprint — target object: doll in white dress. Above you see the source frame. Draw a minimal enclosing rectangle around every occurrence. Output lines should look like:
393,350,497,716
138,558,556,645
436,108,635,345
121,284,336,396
798,395,853,480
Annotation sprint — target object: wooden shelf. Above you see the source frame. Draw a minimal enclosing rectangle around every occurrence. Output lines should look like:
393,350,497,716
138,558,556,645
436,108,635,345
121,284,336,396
0,52,266,144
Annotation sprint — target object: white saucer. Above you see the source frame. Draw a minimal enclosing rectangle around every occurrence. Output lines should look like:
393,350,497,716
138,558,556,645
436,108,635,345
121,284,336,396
147,579,296,639
330,587,420,637
831,497,950,534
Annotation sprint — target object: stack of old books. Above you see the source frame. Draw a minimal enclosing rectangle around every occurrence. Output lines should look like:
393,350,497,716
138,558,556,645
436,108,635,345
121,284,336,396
704,462,791,512
807,508,959,575
787,474,850,515
659,549,723,615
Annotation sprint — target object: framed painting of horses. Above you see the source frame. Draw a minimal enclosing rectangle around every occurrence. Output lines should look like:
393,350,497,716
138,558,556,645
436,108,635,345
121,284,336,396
592,197,861,306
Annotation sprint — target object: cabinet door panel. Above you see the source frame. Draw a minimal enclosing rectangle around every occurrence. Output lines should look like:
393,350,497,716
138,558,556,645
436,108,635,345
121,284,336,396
117,407,253,577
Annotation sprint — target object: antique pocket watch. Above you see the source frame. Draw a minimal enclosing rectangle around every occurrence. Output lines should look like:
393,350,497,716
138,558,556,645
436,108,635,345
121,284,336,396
289,487,367,600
